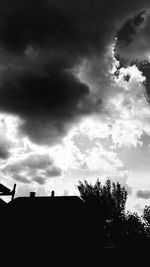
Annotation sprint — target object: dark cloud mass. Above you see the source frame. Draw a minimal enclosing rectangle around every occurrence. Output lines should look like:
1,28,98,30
45,167,62,177
0,149,10,159
139,62,150,101
0,1,77,53
137,189,150,199
14,174,31,184
116,12,145,51
2,153,62,184
32,176,46,185
115,9,150,100
0,137,11,159
0,0,149,144
0,69,90,144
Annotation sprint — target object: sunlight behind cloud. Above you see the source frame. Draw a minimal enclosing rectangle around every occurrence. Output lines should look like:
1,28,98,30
0,36,150,214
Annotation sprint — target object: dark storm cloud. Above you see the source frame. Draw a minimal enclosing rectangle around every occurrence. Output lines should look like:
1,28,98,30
115,9,150,66
0,0,149,144
115,9,150,99
14,174,31,184
18,153,54,170
138,62,150,101
0,146,10,159
45,167,62,177
0,150,9,159
0,137,12,159
2,153,62,184
0,0,148,54
32,176,46,185
0,69,90,144
116,12,145,53
136,189,150,199
0,0,80,54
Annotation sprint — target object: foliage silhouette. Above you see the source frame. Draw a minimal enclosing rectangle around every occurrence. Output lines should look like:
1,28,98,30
143,205,150,241
0,178,150,254
78,179,127,219
77,178,150,249
143,205,150,225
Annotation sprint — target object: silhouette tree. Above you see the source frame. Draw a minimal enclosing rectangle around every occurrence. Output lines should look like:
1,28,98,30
143,205,150,225
78,179,127,219
77,179,128,248
118,211,146,249
143,205,150,241
77,178,150,249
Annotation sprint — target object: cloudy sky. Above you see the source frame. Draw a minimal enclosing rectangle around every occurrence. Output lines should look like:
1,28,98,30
1,0,150,213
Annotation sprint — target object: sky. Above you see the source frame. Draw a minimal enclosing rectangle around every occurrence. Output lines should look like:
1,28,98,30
1,1,150,213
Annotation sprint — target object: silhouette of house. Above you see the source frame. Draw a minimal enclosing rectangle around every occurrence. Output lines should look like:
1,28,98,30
7,193,84,219
0,198,6,207
0,189,122,262
0,183,16,213
0,183,16,200
5,192,86,254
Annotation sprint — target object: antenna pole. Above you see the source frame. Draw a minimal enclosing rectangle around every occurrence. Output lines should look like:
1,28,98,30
11,184,16,201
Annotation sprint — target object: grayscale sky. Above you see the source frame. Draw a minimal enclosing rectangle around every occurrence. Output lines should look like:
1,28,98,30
1,0,150,213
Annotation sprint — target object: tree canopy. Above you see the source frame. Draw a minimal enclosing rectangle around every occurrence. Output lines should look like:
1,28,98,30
77,178,150,249
78,179,127,219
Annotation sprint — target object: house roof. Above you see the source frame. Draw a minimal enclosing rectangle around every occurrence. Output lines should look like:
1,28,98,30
0,198,6,207
7,195,84,215
0,183,11,194
8,195,83,205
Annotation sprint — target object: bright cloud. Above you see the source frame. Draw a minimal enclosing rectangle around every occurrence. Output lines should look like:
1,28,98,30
1,28,150,214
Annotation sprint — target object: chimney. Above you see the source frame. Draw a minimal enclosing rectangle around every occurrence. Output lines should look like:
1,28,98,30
30,192,36,198
51,190,55,197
